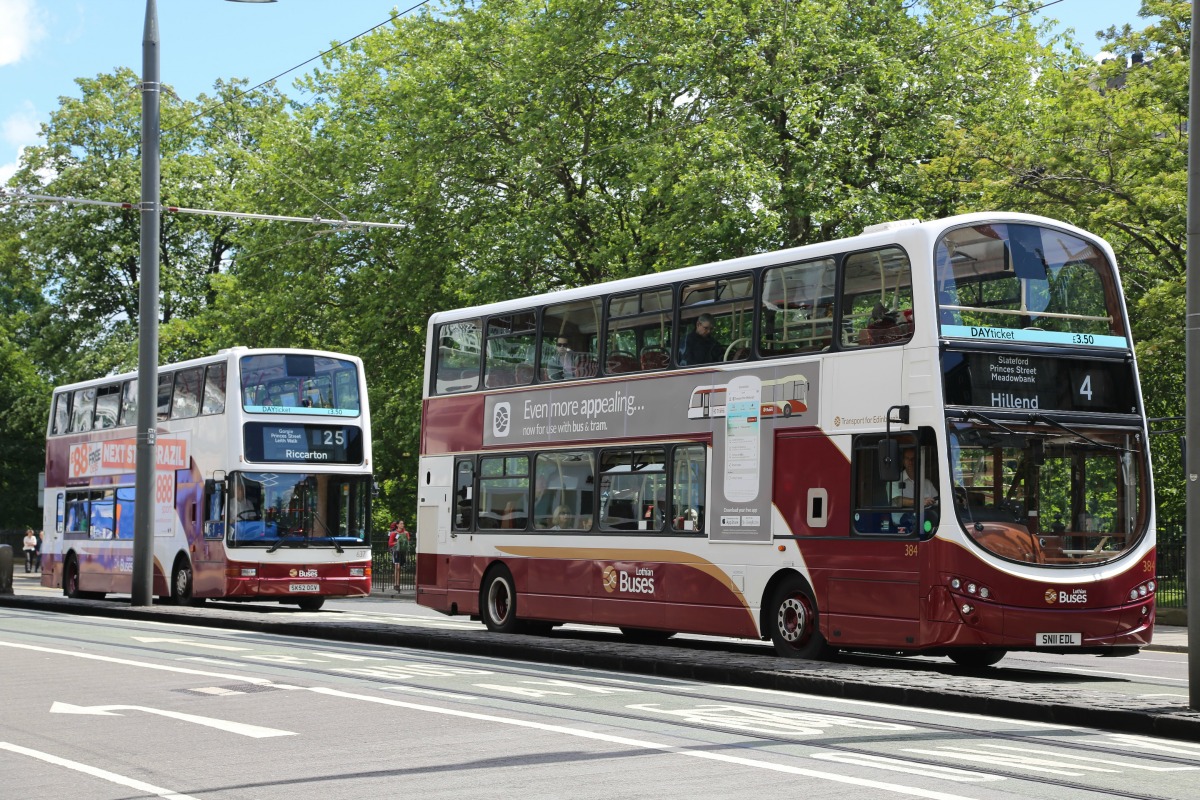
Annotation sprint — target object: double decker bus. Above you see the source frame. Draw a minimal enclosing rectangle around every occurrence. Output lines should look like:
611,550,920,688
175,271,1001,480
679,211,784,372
416,213,1154,665
41,347,374,610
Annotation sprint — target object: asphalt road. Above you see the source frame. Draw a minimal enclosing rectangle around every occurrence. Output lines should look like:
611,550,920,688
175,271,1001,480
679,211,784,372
5,607,1200,800
3,575,1199,745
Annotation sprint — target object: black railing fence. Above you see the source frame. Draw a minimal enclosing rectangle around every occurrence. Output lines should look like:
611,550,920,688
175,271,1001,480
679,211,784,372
370,529,414,594
1156,522,1186,609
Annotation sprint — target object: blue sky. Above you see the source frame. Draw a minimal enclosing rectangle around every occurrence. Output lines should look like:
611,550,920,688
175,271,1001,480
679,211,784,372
0,0,1154,183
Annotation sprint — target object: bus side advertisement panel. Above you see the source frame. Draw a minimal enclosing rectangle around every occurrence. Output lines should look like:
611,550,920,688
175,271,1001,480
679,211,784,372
462,364,820,545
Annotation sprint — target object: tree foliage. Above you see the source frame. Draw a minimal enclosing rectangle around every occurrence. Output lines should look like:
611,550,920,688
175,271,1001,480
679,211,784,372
1,0,1182,529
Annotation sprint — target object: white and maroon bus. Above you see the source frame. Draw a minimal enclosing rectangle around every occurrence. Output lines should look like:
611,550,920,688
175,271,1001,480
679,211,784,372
416,213,1155,665
42,347,374,609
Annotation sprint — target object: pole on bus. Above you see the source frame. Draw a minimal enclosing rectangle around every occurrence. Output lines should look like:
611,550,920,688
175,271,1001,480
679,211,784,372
132,0,161,606
1187,0,1200,710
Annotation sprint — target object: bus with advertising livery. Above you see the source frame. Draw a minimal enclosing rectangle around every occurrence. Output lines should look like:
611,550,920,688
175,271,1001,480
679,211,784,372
41,347,374,609
416,213,1154,665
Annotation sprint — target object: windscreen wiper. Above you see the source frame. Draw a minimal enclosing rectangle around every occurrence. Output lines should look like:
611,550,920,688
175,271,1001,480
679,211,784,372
266,532,306,554
310,515,344,553
1031,414,1131,453
965,410,1020,436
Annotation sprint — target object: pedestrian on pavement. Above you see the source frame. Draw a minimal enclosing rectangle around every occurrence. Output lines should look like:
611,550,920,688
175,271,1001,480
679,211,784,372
22,528,37,573
391,520,410,587
34,530,42,573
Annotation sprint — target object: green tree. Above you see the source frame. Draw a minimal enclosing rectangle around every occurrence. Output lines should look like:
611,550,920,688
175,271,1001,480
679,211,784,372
4,70,295,380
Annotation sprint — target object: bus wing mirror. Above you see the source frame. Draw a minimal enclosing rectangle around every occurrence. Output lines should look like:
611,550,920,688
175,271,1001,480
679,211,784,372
878,439,900,482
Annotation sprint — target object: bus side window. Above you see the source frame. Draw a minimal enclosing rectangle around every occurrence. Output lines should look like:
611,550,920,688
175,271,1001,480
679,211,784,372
671,444,706,532
454,459,474,531
156,371,174,422
841,248,914,349
204,479,226,539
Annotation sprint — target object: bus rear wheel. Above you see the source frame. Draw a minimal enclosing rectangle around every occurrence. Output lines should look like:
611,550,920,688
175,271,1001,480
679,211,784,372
297,597,325,611
481,565,522,634
768,577,833,660
64,556,81,599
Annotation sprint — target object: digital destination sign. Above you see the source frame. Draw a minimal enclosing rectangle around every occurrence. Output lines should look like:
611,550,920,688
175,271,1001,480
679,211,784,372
942,351,1138,415
243,423,363,464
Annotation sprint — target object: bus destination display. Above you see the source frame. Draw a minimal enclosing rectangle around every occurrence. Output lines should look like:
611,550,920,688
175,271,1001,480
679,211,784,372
942,351,1138,415
243,422,363,464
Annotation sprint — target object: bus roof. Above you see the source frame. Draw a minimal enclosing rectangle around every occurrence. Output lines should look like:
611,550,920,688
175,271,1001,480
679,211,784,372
426,212,1106,326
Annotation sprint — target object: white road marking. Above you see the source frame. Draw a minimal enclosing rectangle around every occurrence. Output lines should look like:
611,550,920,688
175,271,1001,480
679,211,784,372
0,741,202,800
1101,733,1200,756
132,636,252,651
809,752,1004,783
1049,665,1188,683
50,702,294,738
304,685,977,800
0,641,275,684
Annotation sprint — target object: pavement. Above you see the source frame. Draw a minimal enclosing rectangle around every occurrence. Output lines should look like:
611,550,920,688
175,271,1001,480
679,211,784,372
3,572,1199,742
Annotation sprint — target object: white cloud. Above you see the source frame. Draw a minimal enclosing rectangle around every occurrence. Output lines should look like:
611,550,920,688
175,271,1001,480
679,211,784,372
0,101,43,184
0,0,46,67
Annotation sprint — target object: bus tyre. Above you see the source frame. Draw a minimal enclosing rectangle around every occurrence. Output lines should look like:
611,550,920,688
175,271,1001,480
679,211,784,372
768,577,833,660
620,627,676,645
170,559,196,606
948,649,1005,669
298,597,325,611
64,556,81,599
481,565,522,634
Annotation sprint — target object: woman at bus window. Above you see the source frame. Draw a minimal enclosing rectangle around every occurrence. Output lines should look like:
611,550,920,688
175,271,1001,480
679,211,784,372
549,505,572,530
680,313,723,365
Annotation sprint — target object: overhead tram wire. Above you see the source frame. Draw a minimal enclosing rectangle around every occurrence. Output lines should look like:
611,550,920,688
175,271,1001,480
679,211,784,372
165,0,431,134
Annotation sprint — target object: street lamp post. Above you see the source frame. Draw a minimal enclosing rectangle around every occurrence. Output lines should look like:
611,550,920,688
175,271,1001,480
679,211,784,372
132,0,161,606
133,0,277,606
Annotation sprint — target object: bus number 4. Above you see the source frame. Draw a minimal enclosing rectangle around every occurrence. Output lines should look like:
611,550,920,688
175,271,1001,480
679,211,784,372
1079,374,1093,401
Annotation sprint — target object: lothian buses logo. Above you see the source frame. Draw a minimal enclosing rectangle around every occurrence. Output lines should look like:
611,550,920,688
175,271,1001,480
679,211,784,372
1045,588,1088,605
492,402,511,438
601,564,655,595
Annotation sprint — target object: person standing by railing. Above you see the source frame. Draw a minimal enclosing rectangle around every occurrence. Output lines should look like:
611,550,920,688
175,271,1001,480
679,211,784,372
22,529,37,574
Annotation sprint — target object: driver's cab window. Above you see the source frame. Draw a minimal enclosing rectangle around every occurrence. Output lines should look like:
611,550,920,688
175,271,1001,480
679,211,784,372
852,431,939,536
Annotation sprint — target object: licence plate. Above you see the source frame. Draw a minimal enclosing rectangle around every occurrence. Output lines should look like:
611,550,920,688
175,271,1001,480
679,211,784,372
1036,632,1081,647
289,583,320,593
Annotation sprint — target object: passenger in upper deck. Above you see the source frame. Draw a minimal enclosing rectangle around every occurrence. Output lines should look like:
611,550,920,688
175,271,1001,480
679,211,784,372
679,313,723,365
544,336,577,380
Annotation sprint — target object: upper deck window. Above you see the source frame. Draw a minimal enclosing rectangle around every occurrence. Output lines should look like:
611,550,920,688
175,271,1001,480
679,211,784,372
241,354,362,417
436,319,482,394
936,223,1126,348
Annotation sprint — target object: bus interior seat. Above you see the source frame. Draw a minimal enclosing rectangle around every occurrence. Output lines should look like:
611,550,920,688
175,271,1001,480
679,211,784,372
639,347,670,370
574,355,599,377
606,351,637,374
485,366,515,388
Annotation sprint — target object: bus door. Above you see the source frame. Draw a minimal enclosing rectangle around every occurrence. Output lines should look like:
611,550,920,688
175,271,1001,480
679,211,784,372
826,432,934,648
194,477,229,596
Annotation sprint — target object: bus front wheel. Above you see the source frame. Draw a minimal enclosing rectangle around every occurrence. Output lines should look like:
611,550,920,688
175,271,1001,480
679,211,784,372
297,597,325,611
768,577,833,660
948,648,1005,669
481,565,521,634
170,559,197,606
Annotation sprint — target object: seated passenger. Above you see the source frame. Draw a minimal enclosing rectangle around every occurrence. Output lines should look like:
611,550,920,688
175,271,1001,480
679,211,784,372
545,337,576,380
679,313,723,365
